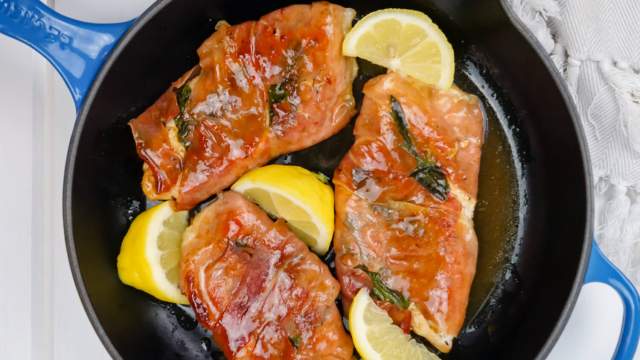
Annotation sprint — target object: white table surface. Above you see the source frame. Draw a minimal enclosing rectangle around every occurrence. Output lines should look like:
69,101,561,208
0,0,636,359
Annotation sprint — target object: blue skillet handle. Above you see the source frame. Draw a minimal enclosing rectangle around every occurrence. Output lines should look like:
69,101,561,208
585,241,640,359
0,0,132,109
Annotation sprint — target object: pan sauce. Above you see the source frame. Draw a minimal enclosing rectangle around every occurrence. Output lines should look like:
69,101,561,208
466,95,519,316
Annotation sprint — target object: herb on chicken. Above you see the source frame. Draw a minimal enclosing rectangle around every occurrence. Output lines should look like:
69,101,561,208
174,84,193,147
356,265,410,309
390,96,449,201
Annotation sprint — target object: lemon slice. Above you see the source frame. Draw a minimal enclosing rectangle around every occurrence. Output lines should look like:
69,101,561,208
231,164,334,255
117,201,189,304
343,9,454,89
349,288,440,360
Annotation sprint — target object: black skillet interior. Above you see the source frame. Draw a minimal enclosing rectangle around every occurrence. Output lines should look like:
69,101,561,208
64,0,590,359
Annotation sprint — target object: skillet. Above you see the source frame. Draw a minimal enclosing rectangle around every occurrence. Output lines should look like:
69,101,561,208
1,0,639,358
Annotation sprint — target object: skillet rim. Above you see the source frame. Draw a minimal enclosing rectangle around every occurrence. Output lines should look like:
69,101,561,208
62,1,594,359
63,0,173,358
498,0,594,358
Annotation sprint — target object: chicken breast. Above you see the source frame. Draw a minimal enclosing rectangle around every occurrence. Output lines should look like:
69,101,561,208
130,2,357,210
180,191,353,359
333,73,483,353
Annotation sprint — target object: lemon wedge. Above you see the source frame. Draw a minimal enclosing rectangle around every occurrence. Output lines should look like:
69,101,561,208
349,288,440,360
117,201,189,304
231,164,334,255
343,9,454,89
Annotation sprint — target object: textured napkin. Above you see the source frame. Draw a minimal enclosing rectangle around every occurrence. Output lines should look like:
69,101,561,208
507,0,640,288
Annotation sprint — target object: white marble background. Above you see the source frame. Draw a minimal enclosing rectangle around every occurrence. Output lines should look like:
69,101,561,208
0,0,637,359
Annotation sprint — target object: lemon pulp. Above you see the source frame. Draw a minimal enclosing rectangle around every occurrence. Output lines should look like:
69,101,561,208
349,288,440,360
117,201,189,304
231,164,334,255
343,8,454,89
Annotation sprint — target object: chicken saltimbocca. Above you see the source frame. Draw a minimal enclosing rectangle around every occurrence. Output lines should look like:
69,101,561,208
129,2,357,210
180,191,353,359
333,72,483,353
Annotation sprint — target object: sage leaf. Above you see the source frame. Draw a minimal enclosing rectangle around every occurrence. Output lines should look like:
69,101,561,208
356,265,410,309
390,96,449,201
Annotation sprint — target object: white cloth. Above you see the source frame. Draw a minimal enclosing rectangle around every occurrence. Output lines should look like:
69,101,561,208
507,0,640,288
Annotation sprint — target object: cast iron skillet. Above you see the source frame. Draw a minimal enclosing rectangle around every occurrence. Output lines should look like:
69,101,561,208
2,0,639,359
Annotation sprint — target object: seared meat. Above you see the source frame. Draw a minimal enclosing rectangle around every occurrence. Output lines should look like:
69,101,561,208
130,2,357,210
180,191,353,359
333,73,483,353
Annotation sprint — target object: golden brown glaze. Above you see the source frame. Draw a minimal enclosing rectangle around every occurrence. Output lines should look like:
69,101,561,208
181,191,353,359
333,73,483,353
130,90,182,198
130,2,357,210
